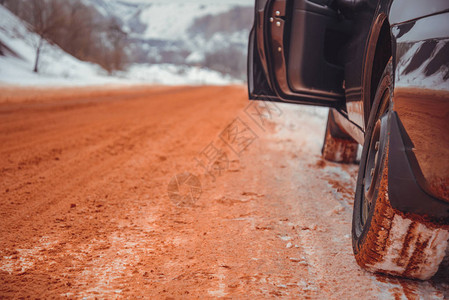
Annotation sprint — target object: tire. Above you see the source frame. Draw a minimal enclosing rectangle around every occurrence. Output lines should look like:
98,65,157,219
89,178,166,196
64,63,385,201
321,109,358,164
351,59,449,280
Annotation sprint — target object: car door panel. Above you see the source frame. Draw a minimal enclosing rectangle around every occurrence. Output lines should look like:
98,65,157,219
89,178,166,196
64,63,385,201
287,4,347,96
249,0,351,106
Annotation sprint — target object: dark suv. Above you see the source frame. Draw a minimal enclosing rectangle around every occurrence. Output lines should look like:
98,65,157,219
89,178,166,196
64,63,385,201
248,0,449,280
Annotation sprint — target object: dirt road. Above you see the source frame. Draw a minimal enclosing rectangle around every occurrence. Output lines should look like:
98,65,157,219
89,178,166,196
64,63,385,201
0,86,448,298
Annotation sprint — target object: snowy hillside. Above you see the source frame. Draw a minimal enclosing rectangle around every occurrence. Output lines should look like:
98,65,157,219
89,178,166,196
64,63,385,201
0,0,253,86
0,5,125,86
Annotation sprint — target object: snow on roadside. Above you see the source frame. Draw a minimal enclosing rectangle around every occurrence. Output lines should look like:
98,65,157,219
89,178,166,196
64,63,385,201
272,103,328,153
123,63,239,86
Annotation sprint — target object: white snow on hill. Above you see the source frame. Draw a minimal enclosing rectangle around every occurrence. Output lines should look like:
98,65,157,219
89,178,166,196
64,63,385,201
91,0,253,36
87,0,253,79
0,5,124,86
0,4,243,87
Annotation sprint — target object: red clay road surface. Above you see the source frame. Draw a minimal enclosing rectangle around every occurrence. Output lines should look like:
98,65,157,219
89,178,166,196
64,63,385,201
0,85,448,298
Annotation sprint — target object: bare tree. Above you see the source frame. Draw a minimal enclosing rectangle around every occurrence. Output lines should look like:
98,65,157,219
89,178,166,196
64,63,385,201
105,18,128,72
22,0,65,73
4,0,129,73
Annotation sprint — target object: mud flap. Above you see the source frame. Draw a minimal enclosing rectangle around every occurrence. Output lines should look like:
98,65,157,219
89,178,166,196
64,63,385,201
388,112,449,222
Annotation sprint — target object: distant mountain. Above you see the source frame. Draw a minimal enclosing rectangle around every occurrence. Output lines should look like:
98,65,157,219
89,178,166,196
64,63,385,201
85,0,254,79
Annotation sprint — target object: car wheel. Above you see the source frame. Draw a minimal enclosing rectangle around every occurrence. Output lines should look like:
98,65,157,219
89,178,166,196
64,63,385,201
321,109,358,163
351,59,449,280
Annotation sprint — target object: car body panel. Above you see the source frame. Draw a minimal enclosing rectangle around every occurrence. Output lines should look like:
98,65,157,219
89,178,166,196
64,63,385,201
389,112,449,221
389,0,449,25
390,11,449,203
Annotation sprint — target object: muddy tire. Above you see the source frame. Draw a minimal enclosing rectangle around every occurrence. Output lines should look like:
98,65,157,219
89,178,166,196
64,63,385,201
351,60,449,280
321,109,358,164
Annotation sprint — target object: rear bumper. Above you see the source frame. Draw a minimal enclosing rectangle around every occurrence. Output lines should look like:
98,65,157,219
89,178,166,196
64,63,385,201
388,112,449,223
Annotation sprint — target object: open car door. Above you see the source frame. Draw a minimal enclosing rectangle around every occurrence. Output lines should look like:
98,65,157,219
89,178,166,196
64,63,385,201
248,0,351,107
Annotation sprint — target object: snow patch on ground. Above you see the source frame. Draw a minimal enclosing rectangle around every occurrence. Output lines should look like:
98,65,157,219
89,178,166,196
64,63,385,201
271,103,328,153
208,271,227,297
0,236,59,274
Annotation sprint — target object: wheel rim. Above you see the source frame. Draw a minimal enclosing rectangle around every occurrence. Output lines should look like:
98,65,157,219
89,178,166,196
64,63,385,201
361,119,381,226
360,91,389,228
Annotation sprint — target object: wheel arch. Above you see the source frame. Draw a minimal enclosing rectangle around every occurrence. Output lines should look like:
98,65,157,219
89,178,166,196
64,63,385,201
362,13,392,129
